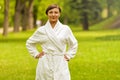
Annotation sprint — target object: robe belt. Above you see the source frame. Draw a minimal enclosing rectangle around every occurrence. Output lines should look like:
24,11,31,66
43,50,64,56
43,50,64,73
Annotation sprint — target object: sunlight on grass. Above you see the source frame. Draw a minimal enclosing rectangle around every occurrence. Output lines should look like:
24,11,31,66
0,28,120,80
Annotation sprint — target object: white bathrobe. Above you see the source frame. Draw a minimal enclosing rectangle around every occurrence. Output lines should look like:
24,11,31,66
26,20,78,80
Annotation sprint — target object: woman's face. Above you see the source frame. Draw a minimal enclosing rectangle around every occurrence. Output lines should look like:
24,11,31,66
47,8,60,23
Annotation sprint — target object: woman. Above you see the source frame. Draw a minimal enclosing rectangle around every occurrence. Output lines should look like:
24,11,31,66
26,4,78,80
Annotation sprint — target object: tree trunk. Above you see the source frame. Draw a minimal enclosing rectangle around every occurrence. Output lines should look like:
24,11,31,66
21,0,34,31
82,12,89,30
81,0,89,30
28,0,34,29
14,11,21,32
106,0,112,18
3,0,9,36
14,0,22,32
21,6,28,31
33,5,38,28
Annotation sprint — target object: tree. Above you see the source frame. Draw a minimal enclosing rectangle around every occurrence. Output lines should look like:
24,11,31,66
61,0,80,24
21,0,28,31
14,0,24,32
68,0,102,30
106,0,120,16
28,0,34,29
3,0,9,36
14,0,34,31
21,0,34,31
33,0,41,27
106,0,113,18
68,0,89,30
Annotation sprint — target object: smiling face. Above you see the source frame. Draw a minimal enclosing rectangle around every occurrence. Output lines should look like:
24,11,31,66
47,8,60,23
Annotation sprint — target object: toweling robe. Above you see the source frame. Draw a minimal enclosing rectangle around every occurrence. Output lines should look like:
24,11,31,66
26,20,78,80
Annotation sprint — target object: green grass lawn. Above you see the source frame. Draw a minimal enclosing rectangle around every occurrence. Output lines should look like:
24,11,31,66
71,29,120,80
0,28,120,80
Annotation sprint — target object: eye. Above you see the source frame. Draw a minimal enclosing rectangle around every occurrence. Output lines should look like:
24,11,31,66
49,11,52,14
55,11,59,14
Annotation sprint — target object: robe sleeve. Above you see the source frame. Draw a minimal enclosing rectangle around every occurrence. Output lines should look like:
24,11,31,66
66,26,78,59
26,29,41,58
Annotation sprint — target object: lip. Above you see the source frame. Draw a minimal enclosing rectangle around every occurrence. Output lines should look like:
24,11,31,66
51,17,56,19
51,16,56,18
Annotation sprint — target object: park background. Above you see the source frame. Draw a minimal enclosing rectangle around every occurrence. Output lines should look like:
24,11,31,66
0,0,120,80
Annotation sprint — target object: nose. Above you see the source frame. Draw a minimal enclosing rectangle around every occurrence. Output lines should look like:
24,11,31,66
52,12,56,16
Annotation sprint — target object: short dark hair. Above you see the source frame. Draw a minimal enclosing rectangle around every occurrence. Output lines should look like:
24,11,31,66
45,4,61,15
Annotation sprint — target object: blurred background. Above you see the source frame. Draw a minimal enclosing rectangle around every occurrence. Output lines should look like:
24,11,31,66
0,0,120,35
0,0,120,80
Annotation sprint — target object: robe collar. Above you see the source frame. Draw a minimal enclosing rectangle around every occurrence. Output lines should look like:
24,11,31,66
45,20,62,31
45,20,64,53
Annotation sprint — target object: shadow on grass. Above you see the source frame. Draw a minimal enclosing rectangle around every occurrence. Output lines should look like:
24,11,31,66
0,38,27,43
96,34,120,41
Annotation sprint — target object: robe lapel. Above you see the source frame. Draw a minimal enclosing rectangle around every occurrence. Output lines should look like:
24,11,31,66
45,20,64,52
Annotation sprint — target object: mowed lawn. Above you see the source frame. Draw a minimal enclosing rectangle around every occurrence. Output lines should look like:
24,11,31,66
0,28,120,80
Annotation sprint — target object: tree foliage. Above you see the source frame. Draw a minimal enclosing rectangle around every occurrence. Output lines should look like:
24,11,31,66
66,0,102,30
1,0,120,35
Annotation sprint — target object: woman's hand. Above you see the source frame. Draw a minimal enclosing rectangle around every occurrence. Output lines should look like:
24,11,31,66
35,51,44,58
64,55,70,61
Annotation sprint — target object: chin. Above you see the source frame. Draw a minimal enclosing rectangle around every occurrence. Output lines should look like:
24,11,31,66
51,20,57,22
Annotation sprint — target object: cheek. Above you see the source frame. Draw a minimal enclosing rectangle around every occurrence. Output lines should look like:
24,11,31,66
47,14,52,17
47,16,52,20
56,14,60,17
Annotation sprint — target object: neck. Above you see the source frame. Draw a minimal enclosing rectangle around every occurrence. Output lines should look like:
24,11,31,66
50,21,57,28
